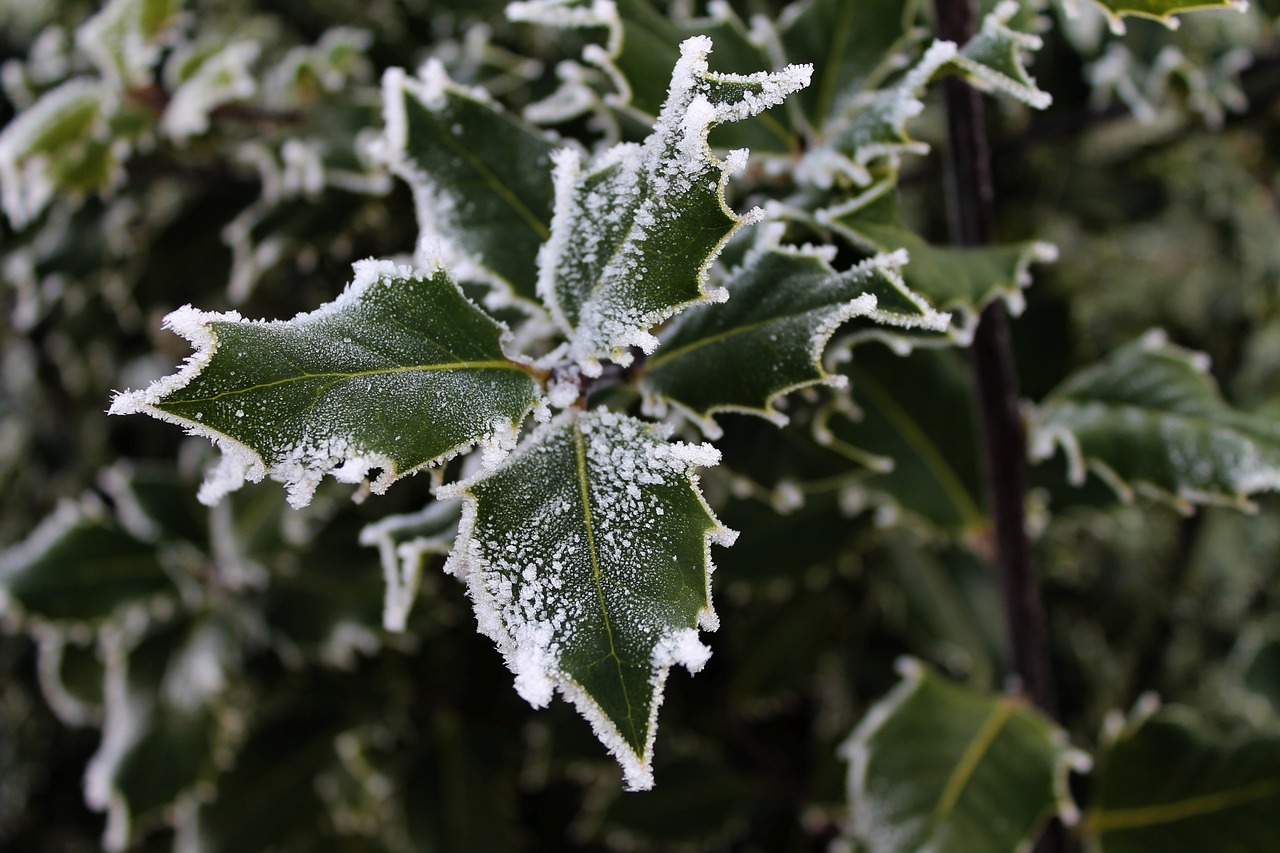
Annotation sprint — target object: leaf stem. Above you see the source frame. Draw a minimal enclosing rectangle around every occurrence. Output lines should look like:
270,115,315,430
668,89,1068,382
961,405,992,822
931,0,1061,774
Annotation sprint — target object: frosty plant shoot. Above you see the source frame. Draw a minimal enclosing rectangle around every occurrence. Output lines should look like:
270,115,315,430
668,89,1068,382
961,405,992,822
6,0,1279,849
110,36,842,788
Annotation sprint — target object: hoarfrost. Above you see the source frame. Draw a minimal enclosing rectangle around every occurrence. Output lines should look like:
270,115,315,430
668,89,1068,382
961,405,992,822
161,41,261,143
536,35,810,373
441,409,735,789
0,78,117,228
110,257,534,508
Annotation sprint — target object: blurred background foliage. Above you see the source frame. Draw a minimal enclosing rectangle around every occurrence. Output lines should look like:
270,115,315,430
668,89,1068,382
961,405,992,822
1,0,1279,850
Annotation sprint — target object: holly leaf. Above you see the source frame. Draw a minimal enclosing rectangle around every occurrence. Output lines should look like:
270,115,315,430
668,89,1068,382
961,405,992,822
1070,0,1250,34
0,496,175,626
946,0,1052,110
109,259,544,509
1080,701,1280,851
1029,331,1280,511
86,616,240,851
639,231,950,438
815,2,1049,186
508,1,783,129
440,409,736,790
779,0,920,131
378,60,556,304
816,346,987,535
841,659,1084,853
0,79,124,229
820,178,1057,336
535,35,811,376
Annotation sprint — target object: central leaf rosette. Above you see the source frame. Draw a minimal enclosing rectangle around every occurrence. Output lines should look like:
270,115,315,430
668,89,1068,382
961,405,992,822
441,410,736,790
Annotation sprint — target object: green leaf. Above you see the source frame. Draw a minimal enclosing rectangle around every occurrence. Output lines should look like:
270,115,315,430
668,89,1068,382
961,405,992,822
780,0,922,130
109,259,543,509
816,3,1049,185
639,231,950,438
842,660,1083,853
508,1,778,115
536,35,810,375
815,347,986,535
0,497,174,625
820,178,1057,335
358,500,460,632
76,0,183,88
1029,331,1280,510
1074,0,1250,34
1081,702,1280,851
86,616,239,851
947,0,1052,110
0,79,123,229
379,61,556,304
441,409,735,790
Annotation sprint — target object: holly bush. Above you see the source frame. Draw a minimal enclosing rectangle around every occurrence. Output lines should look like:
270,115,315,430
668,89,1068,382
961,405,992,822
2,0,1279,850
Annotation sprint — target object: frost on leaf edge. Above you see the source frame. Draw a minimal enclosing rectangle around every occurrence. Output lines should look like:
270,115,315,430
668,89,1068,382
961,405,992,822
1027,330,1280,513
817,178,1058,344
437,408,737,791
375,59,558,316
640,229,952,440
839,657,1089,850
538,35,812,376
108,258,541,510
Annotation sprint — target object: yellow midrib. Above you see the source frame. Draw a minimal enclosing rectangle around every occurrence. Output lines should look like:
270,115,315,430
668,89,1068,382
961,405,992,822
165,360,520,405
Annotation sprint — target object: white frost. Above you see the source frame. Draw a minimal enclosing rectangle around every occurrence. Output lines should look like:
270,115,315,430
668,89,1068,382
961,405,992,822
441,409,735,790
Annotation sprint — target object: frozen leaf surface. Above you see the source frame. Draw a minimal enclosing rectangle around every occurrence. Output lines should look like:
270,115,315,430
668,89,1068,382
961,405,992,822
1081,702,1280,851
441,409,735,790
379,61,556,303
536,35,811,375
842,659,1083,853
1029,331,1280,510
640,231,950,438
109,259,542,509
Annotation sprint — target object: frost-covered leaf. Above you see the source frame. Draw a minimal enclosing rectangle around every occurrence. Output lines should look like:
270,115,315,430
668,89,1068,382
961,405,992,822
359,501,460,632
842,659,1084,853
508,0,777,117
816,3,1049,184
819,179,1057,337
75,0,183,89
816,347,986,535
0,497,174,625
86,616,239,852
109,259,543,509
1071,0,1250,34
441,409,735,790
1029,331,1280,510
160,39,260,142
639,230,950,438
947,0,1052,110
378,60,556,303
779,0,919,130
537,35,810,375
0,78,124,228
1080,701,1280,851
